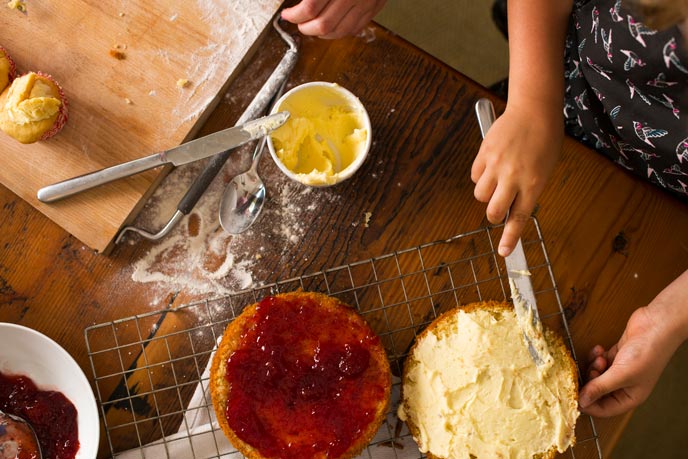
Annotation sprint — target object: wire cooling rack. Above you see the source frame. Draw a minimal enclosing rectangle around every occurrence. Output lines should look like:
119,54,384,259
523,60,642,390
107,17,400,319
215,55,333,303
85,218,603,459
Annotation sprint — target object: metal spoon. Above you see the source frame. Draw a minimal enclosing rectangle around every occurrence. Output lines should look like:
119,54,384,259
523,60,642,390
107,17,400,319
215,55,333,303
0,409,42,459
219,137,269,234
217,18,297,236
219,63,292,235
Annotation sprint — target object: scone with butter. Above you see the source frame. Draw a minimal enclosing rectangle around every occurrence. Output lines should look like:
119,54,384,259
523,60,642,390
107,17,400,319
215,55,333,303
0,45,16,92
398,301,579,459
0,71,68,144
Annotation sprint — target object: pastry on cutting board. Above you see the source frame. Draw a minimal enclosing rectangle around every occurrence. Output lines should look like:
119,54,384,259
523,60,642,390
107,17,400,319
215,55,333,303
0,45,16,92
398,300,580,459
210,291,391,459
0,71,68,144
6,0,28,13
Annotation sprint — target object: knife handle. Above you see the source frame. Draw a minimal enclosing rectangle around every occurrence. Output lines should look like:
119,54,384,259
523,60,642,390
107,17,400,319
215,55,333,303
475,98,519,225
475,98,496,138
37,154,164,203
176,150,232,215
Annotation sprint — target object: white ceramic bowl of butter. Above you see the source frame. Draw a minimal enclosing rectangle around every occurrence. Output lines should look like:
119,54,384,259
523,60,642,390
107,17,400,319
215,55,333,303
267,82,371,186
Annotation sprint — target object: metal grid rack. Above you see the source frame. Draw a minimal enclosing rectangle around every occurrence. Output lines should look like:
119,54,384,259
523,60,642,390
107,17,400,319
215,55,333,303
85,218,603,459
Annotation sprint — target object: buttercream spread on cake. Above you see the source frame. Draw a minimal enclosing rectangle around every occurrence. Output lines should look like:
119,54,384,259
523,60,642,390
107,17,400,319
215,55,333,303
3,73,61,125
510,278,555,370
398,307,579,459
271,84,367,185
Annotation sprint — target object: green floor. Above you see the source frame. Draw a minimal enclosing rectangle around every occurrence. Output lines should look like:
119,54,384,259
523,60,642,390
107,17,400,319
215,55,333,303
375,1,688,457
376,0,508,87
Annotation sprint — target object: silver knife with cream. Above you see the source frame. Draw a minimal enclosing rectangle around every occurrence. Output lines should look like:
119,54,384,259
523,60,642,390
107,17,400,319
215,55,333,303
475,98,552,369
37,111,290,203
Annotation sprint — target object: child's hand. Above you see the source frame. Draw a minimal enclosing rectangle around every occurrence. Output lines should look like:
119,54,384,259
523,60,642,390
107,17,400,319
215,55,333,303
281,0,386,39
471,104,562,256
578,307,677,417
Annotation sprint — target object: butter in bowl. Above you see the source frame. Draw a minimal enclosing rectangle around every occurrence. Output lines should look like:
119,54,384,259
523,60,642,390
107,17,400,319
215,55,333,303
267,81,371,186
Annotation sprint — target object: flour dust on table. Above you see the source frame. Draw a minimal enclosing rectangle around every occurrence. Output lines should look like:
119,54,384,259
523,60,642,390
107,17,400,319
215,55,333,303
126,145,341,305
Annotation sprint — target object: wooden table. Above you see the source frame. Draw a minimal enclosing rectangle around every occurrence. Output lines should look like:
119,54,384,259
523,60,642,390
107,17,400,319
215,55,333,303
1,21,687,459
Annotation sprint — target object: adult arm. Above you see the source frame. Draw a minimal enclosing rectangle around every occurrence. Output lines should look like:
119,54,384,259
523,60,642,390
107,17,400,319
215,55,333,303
281,0,387,39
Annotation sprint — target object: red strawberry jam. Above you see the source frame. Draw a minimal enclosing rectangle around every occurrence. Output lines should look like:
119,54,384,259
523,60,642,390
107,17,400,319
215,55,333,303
0,372,79,459
223,294,389,459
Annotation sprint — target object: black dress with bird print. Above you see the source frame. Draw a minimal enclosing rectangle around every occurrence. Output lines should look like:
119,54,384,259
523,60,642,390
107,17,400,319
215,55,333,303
564,0,688,200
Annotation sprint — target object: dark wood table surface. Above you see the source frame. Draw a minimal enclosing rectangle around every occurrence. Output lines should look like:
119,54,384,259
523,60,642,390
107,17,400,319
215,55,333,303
1,20,687,459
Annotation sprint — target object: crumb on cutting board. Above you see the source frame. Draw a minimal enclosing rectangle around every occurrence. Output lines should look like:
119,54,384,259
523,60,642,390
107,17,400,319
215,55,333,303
124,98,133,105
110,43,127,60
364,211,372,228
176,78,191,89
109,49,126,60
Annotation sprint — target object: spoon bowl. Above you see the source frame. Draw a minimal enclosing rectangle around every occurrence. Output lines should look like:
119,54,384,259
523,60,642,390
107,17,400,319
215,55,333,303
219,138,268,234
0,409,42,459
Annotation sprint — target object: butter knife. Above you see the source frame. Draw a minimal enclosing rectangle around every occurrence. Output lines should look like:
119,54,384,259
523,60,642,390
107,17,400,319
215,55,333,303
37,111,290,203
475,98,550,367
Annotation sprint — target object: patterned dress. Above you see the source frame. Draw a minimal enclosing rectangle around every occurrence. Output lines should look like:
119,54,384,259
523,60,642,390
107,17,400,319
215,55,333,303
564,0,688,200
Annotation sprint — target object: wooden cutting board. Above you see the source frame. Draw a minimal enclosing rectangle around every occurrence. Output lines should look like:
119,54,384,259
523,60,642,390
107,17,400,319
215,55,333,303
0,0,282,253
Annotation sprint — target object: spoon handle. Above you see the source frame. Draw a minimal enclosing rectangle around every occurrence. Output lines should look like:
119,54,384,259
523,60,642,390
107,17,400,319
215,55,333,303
177,25,298,215
249,75,288,167
251,137,269,164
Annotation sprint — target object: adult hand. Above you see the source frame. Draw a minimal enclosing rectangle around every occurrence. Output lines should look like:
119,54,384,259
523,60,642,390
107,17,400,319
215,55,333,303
281,0,387,39
471,103,562,256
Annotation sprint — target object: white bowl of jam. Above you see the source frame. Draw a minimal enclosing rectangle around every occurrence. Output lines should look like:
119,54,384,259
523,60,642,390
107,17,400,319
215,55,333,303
267,81,372,187
0,323,99,459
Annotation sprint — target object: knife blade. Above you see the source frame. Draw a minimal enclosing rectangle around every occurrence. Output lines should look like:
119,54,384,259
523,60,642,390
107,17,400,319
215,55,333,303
474,98,551,368
37,111,290,203
504,239,550,367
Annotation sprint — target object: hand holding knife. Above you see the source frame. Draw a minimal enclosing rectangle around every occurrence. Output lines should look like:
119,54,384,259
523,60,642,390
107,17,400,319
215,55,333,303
475,98,552,368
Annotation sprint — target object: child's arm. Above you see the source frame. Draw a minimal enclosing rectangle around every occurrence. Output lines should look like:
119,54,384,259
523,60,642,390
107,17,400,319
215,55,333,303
472,0,573,257
579,270,688,417
281,0,386,39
